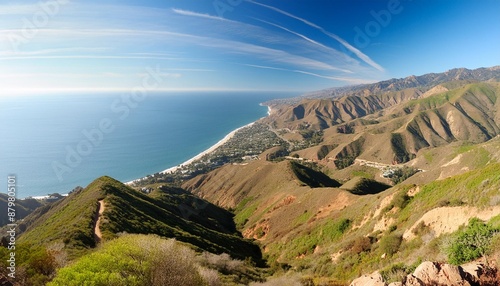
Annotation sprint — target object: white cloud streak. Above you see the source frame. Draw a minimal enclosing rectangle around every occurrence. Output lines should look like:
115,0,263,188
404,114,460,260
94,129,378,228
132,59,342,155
0,55,179,61
244,63,371,84
172,8,231,22
253,18,353,74
168,68,215,72
0,2,385,91
246,0,384,72
1,28,348,72
0,47,110,57
200,37,346,71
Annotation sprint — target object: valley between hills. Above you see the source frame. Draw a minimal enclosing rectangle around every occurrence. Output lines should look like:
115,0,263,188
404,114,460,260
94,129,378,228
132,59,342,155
3,66,500,285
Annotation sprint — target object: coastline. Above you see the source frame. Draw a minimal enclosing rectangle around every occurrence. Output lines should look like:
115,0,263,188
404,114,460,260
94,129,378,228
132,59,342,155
160,121,256,174
125,121,257,185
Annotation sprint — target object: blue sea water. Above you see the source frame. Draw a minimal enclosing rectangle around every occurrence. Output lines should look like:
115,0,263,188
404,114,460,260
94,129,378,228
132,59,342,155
0,91,296,198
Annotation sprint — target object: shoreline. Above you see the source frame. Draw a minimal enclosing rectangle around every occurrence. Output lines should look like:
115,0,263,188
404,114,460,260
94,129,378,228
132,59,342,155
159,121,256,174
125,121,258,185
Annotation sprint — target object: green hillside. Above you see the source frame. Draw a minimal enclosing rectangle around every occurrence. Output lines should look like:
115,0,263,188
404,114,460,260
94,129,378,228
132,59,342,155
0,194,43,227
16,176,263,265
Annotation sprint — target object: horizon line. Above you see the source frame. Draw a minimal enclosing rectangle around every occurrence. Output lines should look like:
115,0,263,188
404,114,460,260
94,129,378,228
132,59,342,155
0,87,311,96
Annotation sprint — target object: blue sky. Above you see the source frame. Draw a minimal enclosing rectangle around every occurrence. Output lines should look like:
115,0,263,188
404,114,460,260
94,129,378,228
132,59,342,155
0,0,499,94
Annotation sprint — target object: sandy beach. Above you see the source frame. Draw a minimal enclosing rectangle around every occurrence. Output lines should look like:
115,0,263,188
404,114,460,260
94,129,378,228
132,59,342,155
126,121,256,185
160,121,256,174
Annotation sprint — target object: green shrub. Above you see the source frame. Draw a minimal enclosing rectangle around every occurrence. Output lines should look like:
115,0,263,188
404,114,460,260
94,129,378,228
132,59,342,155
334,156,356,170
412,221,428,236
324,218,352,240
382,189,412,213
446,218,499,265
391,166,419,184
200,252,244,274
49,234,206,286
393,190,412,210
350,236,372,254
255,227,265,239
379,234,403,256
0,243,57,286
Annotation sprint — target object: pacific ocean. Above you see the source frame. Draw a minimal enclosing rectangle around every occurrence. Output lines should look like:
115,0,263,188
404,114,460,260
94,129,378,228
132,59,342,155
0,91,296,198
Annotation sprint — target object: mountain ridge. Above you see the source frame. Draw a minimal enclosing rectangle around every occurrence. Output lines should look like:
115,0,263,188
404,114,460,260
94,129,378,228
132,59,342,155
265,65,500,105
14,176,264,264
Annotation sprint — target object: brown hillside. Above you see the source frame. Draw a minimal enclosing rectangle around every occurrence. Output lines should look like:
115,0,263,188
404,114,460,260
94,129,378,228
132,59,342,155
264,89,422,130
183,160,356,246
268,83,500,165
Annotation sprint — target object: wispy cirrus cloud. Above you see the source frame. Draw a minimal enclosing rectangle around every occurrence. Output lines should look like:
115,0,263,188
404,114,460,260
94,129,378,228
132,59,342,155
246,0,384,72
244,64,372,83
0,47,110,57
254,18,330,50
168,68,215,72
0,55,179,61
172,8,231,22
0,28,349,73
245,0,321,29
170,8,365,74
252,18,351,66
0,2,387,92
198,36,350,72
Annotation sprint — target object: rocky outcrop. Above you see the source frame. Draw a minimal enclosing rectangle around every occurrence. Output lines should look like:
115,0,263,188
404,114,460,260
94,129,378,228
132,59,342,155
351,261,498,286
410,261,474,285
350,271,385,286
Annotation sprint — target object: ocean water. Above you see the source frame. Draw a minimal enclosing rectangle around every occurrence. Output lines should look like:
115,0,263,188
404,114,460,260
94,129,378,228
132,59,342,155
0,91,296,198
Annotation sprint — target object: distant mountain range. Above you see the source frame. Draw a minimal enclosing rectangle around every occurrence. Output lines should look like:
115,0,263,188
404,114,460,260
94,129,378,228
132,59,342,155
265,65,500,105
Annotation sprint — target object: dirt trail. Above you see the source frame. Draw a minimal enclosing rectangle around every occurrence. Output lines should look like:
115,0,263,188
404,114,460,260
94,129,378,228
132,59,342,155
94,200,105,242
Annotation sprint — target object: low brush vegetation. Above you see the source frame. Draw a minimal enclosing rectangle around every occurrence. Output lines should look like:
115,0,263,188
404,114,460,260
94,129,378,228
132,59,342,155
445,218,500,265
271,218,352,262
380,262,419,283
49,234,264,286
379,233,403,257
0,243,61,286
334,155,356,170
390,166,420,184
